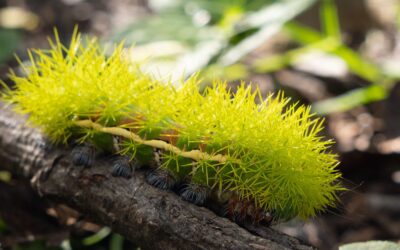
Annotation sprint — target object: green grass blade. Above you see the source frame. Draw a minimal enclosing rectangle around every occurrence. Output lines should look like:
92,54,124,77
0,171,11,182
218,0,317,65
284,22,381,82
333,45,381,82
110,233,124,250
320,0,341,40
253,37,338,73
234,0,317,32
82,227,112,246
312,85,387,114
284,22,321,43
110,13,218,46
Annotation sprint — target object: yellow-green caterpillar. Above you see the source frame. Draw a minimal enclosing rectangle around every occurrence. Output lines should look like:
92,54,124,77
1,29,342,224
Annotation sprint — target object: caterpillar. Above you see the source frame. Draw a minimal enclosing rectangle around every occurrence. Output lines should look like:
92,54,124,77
1,29,343,225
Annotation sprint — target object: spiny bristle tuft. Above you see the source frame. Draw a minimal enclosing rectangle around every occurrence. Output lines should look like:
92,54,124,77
180,183,209,205
146,169,177,190
71,144,95,167
111,155,133,178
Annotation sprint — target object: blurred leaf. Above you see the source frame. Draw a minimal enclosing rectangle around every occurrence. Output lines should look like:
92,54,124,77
148,0,273,22
218,25,282,66
116,0,319,79
179,0,245,22
218,0,317,65
284,22,381,82
201,63,248,81
218,6,245,34
0,217,8,233
334,46,381,82
110,233,124,250
0,170,11,182
253,54,288,73
112,12,225,79
111,13,220,46
0,7,39,31
0,28,22,64
60,240,72,250
127,41,187,61
312,85,387,114
339,241,400,250
115,0,318,78
82,227,111,246
253,37,339,73
178,39,226,78
320,0,341,40
234,0,317,32
284,22,321,43
381,59,400,80
13,240,61,250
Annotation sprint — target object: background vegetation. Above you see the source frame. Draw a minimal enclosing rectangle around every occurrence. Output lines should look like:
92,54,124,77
0,0,399,249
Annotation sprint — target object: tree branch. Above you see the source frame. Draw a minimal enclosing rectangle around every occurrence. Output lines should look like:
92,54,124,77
0,102,314,250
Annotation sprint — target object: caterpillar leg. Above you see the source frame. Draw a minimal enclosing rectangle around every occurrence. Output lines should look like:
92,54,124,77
145,148,177,190
111,155,136,178
146,168,177,190
228,199,247,224
71,143,95,167
205,200,229,218
254,210,274,226
180,183,209,205
226,198,275,225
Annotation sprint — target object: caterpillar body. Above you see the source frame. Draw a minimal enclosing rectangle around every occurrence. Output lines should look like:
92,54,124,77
1,30,343,225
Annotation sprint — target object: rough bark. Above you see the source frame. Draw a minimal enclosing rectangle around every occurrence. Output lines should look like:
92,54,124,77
0,102,315,250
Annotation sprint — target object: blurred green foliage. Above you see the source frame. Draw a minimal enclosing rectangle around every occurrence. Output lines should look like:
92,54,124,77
0,28,22,64
340,241,400,250
0,170,11,182
0,217,8,233
12,241,61,250
112,0,317,78
82,227,111,246
112,0,400,114
3,229,127,250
